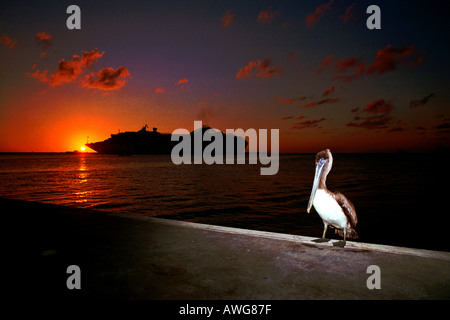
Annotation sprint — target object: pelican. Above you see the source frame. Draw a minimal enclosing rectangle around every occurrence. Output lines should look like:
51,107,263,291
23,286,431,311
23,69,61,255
307,149,358,247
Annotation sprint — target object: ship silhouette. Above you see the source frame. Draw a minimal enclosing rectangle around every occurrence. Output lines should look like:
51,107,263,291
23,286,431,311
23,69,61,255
86,125,247,155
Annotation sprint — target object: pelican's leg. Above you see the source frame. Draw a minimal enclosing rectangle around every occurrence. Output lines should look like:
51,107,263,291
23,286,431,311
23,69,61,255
313,223,330,243
333,228,347,248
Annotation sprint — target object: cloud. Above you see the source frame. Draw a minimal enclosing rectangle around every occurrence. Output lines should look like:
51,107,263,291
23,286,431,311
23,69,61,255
236,58,282,79
175,77,190,90
0,33,17,48
363,99,394,114
176,78,188,85
366,45,422,75
83,67,130,90
301,98,339,108
434,122,450,130
288,51,299,62
316,55,333,73
258,6,278,24
280,96,306,104
409,93,435,108
335,57,360,73
236,60,258,79
221,10,237,27
388,126,405,132
155,87,165,93
322,86,335,97
305,0,334,28
346,99,395,129
30,49,105,86
320,45,425,82
292,118,326,129
341,2,357,23
280,116,294,120
346,114,393,130
35,32,53,49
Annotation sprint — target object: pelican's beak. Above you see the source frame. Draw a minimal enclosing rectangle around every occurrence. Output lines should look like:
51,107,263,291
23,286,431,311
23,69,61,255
307,158,328,213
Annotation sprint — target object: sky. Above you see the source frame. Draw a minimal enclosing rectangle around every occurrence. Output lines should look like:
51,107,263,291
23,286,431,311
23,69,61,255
0,0,449,153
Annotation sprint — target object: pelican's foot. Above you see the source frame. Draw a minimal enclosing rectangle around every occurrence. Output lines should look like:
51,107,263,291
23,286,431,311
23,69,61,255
312,238,330,243
333,240,346,248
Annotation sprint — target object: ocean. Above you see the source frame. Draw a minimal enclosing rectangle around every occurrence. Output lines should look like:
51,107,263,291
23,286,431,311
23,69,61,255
0,153,448,252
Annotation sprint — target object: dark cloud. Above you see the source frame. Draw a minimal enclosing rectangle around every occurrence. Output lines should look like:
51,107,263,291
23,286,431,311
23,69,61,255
346,99,395,129
409,93,435,108
83,67,130,90
257,6,278,24
319,44,424,82
341,2,357,23
322,86,335,96
366,45,422,75
434,122,450,130
335,57,359,73
221,10,237,27
280,96,306,104
288,51,299,62
236,58,282,79
388,126,404,132
346,114,393,130
0,33,17,48
301,98,339,108
316,55,333,73
35,32,53,49
292,118,326,129
305,0,334,28
363,99,394,114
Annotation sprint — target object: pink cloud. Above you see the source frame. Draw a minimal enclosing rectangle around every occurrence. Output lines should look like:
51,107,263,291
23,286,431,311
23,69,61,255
30,49,105,86
174,78,190,90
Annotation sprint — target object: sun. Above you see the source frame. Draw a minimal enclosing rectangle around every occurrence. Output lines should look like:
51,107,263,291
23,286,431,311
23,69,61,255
80,146,86,152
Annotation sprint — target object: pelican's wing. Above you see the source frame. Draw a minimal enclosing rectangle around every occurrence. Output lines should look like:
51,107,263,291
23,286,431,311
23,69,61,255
334,192,357,228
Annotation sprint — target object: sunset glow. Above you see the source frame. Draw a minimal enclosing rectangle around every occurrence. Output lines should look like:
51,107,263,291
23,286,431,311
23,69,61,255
0,1,448,153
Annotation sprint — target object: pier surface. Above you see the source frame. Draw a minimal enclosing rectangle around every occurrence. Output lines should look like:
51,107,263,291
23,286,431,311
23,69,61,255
4,198,449,300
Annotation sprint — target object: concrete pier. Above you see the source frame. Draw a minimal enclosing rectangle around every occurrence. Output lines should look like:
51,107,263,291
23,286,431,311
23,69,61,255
4,198,449,300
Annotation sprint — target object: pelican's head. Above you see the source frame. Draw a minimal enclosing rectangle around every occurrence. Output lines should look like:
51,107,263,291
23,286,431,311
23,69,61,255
307,149,333,213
